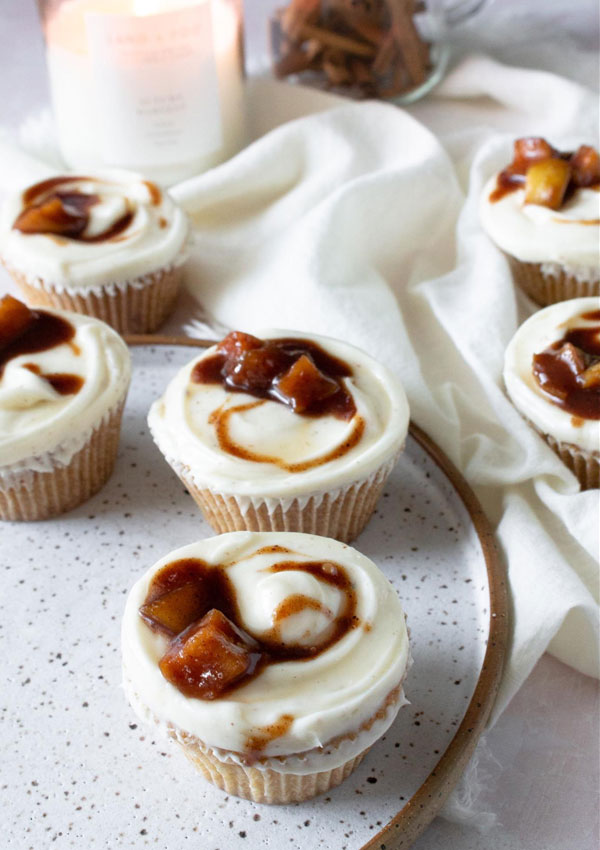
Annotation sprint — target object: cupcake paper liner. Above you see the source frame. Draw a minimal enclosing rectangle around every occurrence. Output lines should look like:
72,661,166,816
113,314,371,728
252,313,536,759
178,743,368,804
506,254,599,307
543,433,599,490
123,674,406,804
168,454,399,543
0,400,126,521
7,265,182,334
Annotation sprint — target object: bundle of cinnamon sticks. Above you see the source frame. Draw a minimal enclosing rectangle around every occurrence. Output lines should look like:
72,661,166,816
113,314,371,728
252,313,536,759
271,0,431,98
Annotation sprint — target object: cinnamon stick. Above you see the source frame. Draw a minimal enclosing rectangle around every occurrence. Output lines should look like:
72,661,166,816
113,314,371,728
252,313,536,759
272,0,432,97
300,22,376,57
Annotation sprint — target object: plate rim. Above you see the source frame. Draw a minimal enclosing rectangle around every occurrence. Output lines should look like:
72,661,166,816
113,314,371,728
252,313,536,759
125,335,509,850
365,421,508,850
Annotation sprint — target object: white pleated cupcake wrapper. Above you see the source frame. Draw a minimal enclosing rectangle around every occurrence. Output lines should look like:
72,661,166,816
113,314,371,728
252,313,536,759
1,243,189,297
543,433,599,490
0,398,126,521
180,451,399,514
8,264,183,335
506,253,599,306
518,414,599,491
158,443,401,537
122,654,411,776
0,401,123,485
539,261,600,286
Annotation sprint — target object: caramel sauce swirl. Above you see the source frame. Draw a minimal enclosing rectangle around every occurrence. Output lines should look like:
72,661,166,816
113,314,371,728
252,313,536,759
23,363,83,396
139,553,358,707
12,175,155,243
0,296,76,379
244,715,295,754
192,331,356,420
193,331,364,471
532,310,600,420
209,399,365,472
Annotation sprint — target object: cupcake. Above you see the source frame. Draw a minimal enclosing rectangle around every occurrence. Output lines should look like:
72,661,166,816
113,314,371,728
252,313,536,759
504,297,599,489
148,330,410,542
480,137,600,305
0,295,131,520
121,531,411,804
0,171,189,333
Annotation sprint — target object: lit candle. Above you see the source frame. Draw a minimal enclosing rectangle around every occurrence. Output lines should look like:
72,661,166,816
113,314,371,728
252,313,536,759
39,0,245,184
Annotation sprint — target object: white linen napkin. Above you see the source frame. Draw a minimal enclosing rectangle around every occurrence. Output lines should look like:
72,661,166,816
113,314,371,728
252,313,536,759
0,56,598,730
171,57,600,722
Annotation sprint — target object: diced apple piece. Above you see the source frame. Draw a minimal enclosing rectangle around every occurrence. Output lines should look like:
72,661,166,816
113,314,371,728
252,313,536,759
0,295,35,351
274,353,339,413
13,195,86,237
570,145,600,187
159,609,260,699
533,343,589,401
578,360,600,389
512,137,555,172
524,159,571,209
139,582,209,637
217,330,263,358
557,342,587,376
224,344,288,391
533,356,568,400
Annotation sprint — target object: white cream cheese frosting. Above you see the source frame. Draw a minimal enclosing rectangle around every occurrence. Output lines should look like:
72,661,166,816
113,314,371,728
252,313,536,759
480,175,600,272
503,297,600,453
121,531,410,760
0,307,131,470
147,331,410,498
0,170,189,289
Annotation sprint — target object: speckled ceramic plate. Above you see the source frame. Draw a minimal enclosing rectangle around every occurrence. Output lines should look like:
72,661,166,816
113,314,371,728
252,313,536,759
2,340,507,850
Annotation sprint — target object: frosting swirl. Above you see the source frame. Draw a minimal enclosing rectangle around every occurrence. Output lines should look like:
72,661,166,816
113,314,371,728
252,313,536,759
0,302,131,468
480,175,600,270
121,531,410,757
147,330,409,498
0,171,189,288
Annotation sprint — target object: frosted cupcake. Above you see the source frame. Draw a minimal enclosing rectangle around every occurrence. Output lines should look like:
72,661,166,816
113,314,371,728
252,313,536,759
480,138,600,305
504,297,600,489
148,330,410,542
0,171,189,333
0,295,131,520
122,531,411,804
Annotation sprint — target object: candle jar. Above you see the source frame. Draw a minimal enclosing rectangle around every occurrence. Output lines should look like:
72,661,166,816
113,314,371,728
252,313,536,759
37,0,245,185
247,0,486,103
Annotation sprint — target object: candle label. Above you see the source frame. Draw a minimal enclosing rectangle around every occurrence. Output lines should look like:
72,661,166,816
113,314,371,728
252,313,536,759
85,5,222,167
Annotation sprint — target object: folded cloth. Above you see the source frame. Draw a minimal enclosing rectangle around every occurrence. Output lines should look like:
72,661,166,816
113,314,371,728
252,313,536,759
171,57,600,721
0,55,597,728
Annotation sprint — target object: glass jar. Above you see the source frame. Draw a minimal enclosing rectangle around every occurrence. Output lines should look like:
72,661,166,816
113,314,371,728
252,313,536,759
37,0,245,184
246,0,486,104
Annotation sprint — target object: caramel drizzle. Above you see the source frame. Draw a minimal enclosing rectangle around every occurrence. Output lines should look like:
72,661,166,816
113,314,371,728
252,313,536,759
192,335,356,421
14,175,136,243
209,399,366,472
264,559,358,653
142,180,162,206
23,363,83,396
252,545,295,557
272,594,334,636
0,309,76,379
551,218,600,225
532,316,600,420
139,553,359,706
245,715,294,754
